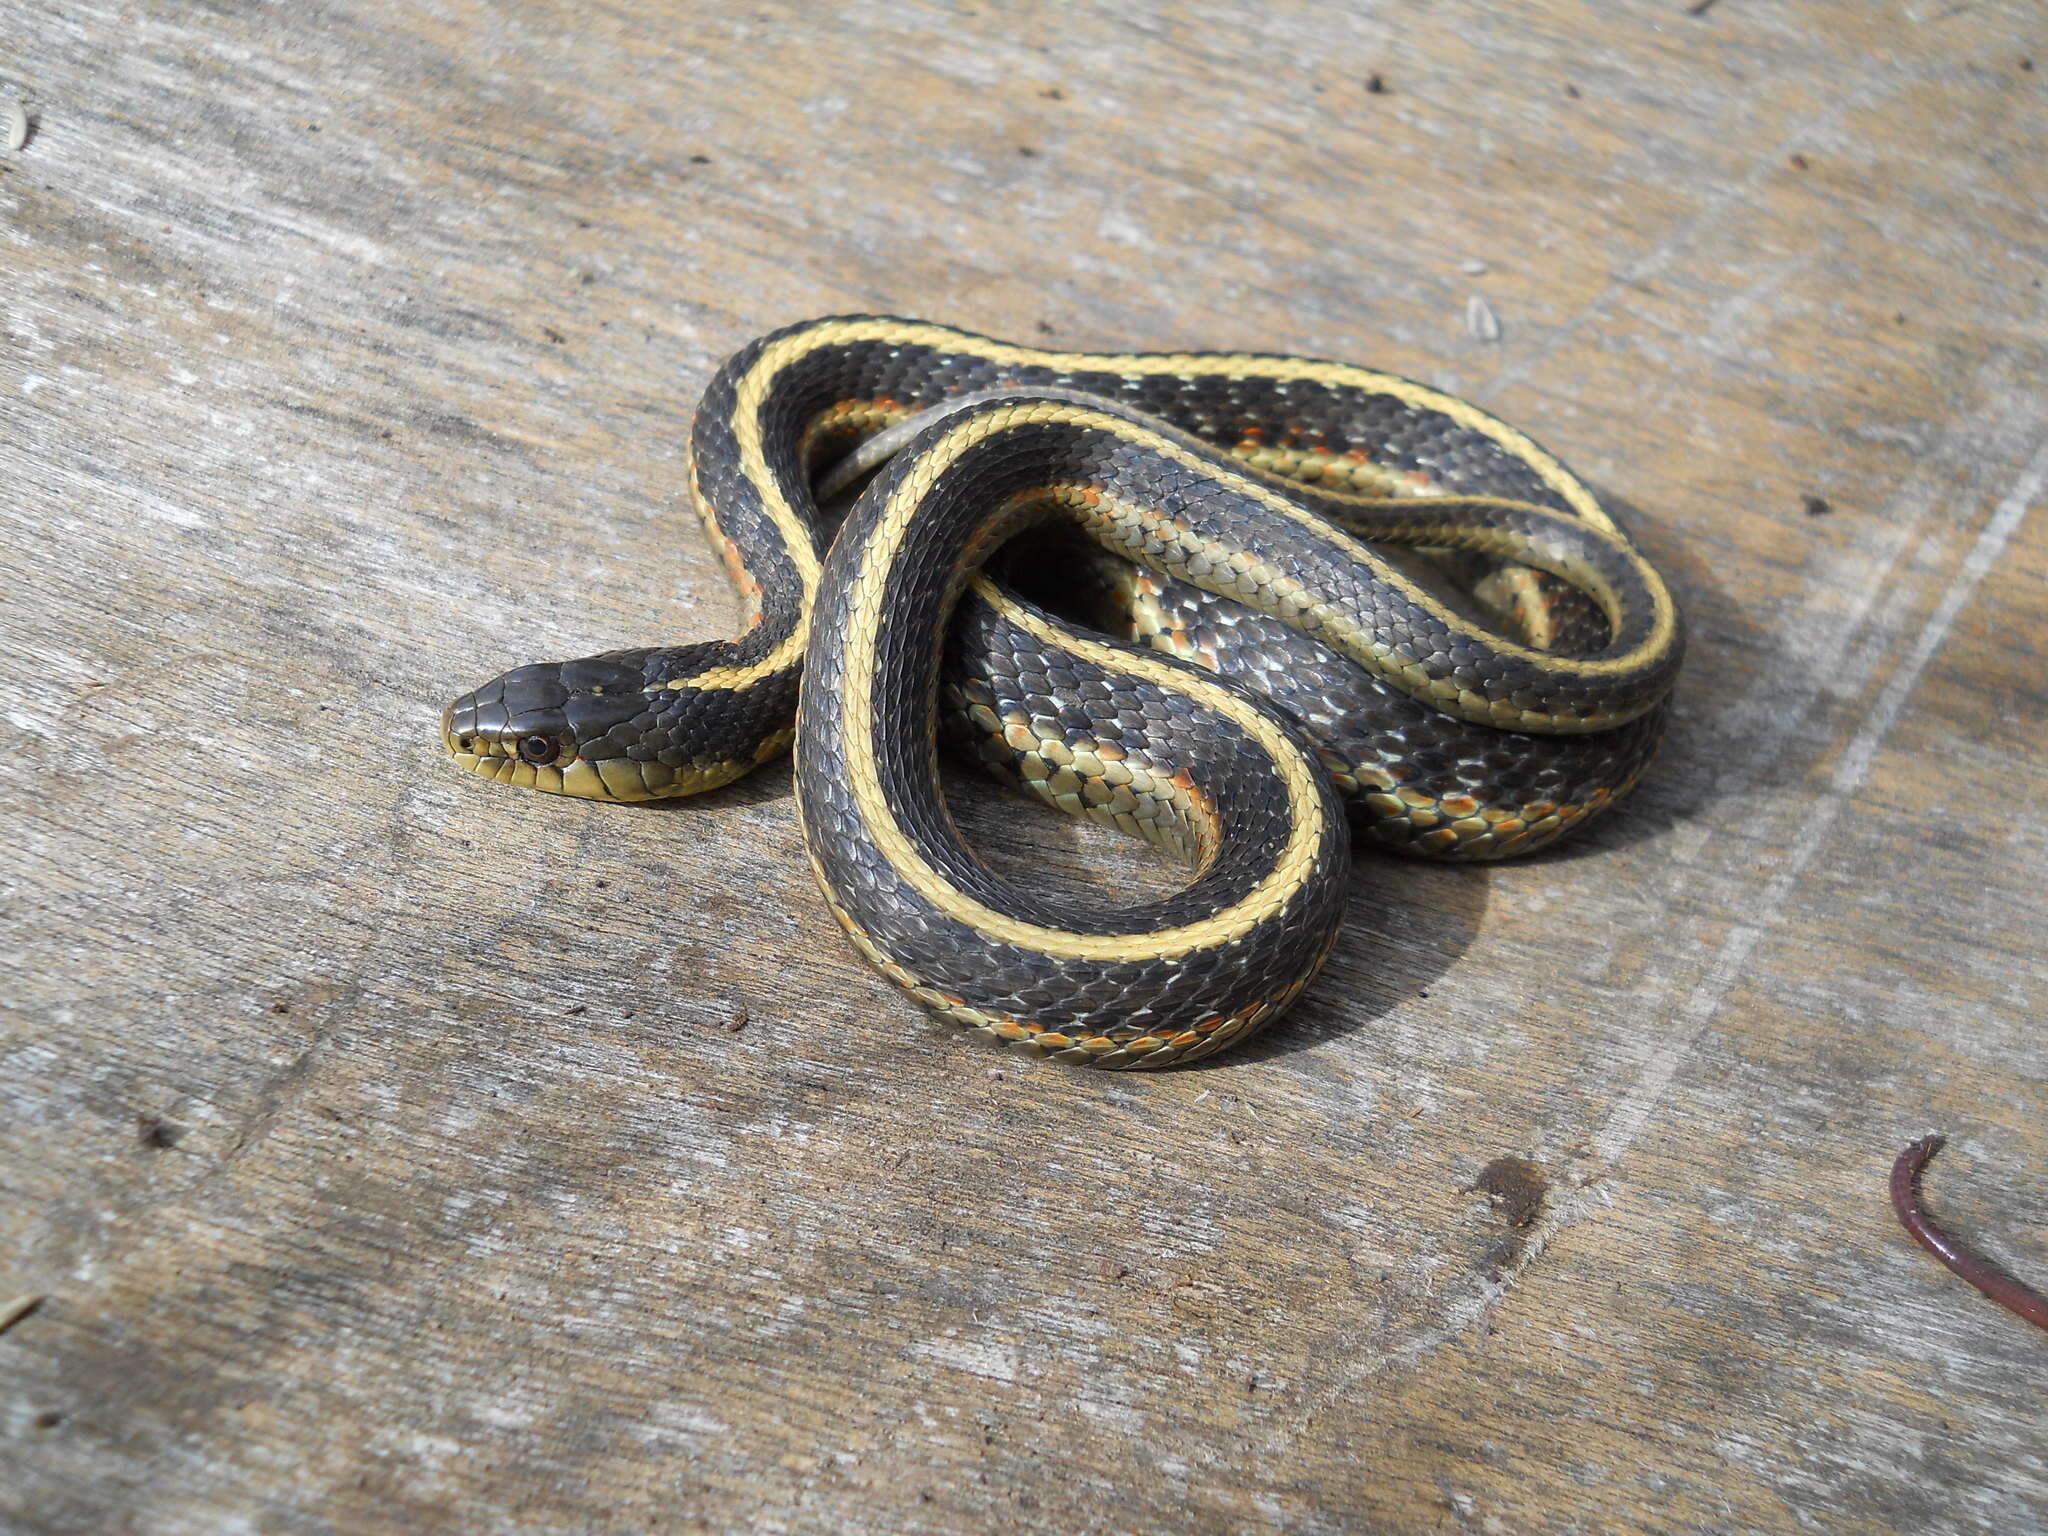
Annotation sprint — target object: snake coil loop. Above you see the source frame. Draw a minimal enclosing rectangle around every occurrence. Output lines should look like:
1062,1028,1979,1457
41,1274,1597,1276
444,317,1682,1067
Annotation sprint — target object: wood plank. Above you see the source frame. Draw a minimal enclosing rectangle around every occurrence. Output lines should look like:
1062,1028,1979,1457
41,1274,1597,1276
2,2,2043,1531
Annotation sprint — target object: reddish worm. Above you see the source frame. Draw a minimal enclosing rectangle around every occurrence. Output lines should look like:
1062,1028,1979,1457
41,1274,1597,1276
1890,1134,2048,1333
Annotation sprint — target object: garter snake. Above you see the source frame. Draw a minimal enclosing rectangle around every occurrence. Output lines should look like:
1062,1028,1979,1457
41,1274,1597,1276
442,316,1683,1067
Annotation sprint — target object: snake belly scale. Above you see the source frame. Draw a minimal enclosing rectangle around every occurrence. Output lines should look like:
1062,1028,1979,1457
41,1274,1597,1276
442,316,1683,1067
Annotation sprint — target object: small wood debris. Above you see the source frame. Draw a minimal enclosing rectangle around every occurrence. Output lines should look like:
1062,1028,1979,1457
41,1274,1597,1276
3,102,29,153
1465,294,1501,342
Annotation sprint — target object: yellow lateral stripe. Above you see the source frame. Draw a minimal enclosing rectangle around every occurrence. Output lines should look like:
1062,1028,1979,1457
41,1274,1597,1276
729,347,827,587
791,325,1667,676
835,407,1331,964
782,316,1620,532
1203,471,1675,679
1084,481,1677,680
670,632,805,691
694,319,1664,698
674,327,842,695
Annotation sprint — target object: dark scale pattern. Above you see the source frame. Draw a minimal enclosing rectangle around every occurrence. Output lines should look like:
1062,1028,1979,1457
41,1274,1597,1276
722,312,1598,573
443,317,1684,1063
1081,368,1577,517
796,409,1348,1063
1052,544,1668,859
1016,427,1680,732
447,316,1671,800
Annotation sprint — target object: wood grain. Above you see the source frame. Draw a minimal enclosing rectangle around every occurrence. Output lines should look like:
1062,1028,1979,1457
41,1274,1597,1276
2,2,2044,1532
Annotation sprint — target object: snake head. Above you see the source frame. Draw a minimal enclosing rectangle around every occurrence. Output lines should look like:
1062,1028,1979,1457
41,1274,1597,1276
441,645,772,801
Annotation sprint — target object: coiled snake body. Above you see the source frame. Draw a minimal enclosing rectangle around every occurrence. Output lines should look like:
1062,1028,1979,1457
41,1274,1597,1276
443,317,1682,1067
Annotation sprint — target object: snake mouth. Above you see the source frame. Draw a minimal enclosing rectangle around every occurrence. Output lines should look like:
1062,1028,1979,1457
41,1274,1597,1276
442,727,589,796
440,695,763,801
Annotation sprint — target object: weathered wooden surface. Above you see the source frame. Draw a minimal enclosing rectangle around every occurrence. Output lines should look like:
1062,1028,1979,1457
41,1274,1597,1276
2,2,2044,1532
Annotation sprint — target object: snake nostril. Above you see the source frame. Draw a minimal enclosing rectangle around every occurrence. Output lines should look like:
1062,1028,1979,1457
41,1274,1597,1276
456,735,474,752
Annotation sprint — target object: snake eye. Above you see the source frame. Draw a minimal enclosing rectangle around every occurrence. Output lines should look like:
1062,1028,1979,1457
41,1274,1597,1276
517,734,562,765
